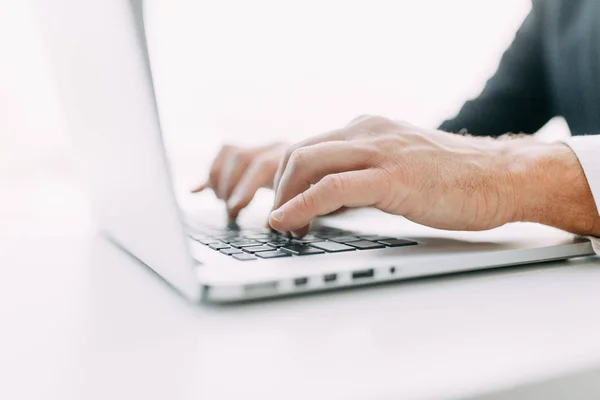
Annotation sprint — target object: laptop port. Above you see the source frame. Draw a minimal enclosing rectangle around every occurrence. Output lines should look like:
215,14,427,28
294,277,309,287
323,273,337,283
352,269,374,280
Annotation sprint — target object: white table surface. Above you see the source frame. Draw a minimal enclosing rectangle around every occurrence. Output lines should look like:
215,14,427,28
3,171,600,400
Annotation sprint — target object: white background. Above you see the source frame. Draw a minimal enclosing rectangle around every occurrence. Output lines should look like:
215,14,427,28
2,4,600,399
1,0,566,189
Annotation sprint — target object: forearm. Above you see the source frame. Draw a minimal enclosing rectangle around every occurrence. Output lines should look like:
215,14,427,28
505,140,600,236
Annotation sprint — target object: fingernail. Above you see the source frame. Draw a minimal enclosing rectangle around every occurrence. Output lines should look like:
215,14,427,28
270,209,283,223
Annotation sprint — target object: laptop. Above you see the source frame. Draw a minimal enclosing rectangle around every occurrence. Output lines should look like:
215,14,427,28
35,0,595,302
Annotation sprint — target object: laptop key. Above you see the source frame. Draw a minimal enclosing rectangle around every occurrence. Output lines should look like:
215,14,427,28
256,250,293,259
313,232,344,239
221,237,247,244
243,228,274,235
229,240,260,248
266,239,293,247
244,234,272,241
328,236,362,243
243,245,278,254
220,248,243,255
378,239,418,247
359,235,395,242
280,243,326,256
213,233,242,239
209,243,231,250
347,240,386,250
291,234,324,244
314,226,350,234
232,253,257,261
309,241,355,253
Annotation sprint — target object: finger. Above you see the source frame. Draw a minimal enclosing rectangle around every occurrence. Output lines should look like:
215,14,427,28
269,169,385,233
217,151,251,200
208,146,234,198
272,141,374,211
225,158,274,219
272,128,349,194
190,181,210,193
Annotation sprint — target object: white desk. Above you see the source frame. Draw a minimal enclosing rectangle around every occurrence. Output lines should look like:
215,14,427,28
2,172,600,400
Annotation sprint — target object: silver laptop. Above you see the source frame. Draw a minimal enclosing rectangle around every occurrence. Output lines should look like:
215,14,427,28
35,0,595,302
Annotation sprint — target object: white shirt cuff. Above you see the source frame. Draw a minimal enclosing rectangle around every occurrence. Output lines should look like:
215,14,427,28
563,135,600,215
563,135,600,255
586,237,600,254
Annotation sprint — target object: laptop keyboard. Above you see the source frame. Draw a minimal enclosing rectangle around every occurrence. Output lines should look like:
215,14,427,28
190,224,418,261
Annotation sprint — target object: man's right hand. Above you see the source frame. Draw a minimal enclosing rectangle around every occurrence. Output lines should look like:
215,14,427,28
191,142,288,220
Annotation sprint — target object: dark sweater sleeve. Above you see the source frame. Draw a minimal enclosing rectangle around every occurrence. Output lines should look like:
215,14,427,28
439,1,554,136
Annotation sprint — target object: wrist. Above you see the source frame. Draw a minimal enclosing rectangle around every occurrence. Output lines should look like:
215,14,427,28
503,140,600,235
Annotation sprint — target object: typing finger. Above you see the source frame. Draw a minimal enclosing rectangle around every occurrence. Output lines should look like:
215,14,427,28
272,140,373,212
269,169,385,233
208,145,234,197
272,128,349,194
217,150,252,200
227,157,275,220
190,181,210,193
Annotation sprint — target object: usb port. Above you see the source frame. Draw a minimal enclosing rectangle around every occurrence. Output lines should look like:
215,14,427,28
294,277,309,286
352,269,374,280
323,274,337,283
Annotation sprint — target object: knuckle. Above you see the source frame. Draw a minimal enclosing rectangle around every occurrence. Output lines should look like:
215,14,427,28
288,148,309,170
322,174,345,193
348,115,396,138
367,115,391,124
299,191,313,211
347,114,371,126
358,115,392,128
283,146,297,163
370,117,396,133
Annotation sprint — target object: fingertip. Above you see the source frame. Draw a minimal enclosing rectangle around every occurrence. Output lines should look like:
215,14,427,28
191,182,209,193
291,226,310,239
269,206,311,234
227,203,241,221
227,195,247,220
268,209,284,231
226,209,238,221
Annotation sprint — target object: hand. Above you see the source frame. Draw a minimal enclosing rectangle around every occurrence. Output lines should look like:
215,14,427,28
269,115,522,237
192,142,288,219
